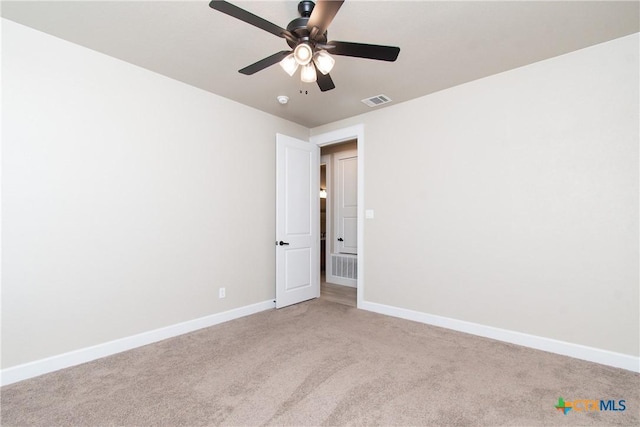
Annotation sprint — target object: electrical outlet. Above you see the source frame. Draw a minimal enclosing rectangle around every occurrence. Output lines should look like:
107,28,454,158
219,287,226,299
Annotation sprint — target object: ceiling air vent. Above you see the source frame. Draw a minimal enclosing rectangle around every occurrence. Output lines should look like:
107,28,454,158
361,94,392,107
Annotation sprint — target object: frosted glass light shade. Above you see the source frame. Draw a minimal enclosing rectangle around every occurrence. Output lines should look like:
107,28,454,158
293,43,313,65
300,63,317,83
313,50,335,75
280,53,299,76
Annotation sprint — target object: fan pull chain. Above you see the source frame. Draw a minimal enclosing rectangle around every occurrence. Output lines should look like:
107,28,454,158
298,81,308,95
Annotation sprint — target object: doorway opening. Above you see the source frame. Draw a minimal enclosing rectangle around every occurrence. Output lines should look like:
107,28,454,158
319,140,357,307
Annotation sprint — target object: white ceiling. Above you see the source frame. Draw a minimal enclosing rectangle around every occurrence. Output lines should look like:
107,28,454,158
2,1,639,127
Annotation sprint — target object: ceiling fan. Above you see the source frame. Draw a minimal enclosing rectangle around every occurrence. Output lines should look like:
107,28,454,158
209,0,400,92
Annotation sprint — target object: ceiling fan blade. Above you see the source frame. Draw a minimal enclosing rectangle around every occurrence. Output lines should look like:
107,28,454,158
327,41,400,62
239,51,291,75
209,0,292,39
315,67,336,92
307,0,344,40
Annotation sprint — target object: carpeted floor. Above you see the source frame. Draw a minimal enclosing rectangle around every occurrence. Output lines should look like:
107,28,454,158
1,299,638,426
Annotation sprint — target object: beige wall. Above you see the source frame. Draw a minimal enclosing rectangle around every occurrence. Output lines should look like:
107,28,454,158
1,20,308,368
321,140,357,155
312,34,639,357
3,18,638,371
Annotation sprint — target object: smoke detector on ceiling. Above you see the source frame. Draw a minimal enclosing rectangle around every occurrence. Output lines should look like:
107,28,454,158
361,94,392,108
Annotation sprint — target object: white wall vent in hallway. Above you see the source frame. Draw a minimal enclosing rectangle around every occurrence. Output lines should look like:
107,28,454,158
331,254,357,281
361,94,392,107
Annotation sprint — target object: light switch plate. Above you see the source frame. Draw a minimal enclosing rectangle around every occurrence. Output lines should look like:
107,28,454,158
365,209,374,219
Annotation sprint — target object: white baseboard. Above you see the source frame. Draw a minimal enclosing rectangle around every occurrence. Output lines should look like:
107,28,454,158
360,300,639,373
1,300,275,386
325,277,357,288
4,299,636,386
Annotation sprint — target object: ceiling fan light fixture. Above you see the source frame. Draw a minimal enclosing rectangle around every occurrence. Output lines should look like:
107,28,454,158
313,50,335,75
280,53,299,76
300,62,317,83
210,0,401,93
293,43,313,65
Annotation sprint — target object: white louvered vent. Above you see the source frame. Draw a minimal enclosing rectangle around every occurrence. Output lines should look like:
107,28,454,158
361,94,392,107
331,254,358,280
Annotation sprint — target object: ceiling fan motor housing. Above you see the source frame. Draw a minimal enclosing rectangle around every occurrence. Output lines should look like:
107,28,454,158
286,1,327,48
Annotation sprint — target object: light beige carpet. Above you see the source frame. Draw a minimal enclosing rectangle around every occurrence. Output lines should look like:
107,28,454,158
2,299,638,426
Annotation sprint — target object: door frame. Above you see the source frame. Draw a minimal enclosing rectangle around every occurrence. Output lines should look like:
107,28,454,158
310,124,365,308
320,154,332,284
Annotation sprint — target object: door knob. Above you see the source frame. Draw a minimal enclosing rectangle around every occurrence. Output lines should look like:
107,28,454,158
278,241,290,246
337,238,344,241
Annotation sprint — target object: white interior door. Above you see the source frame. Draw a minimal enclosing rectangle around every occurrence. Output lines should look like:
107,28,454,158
276,134,320,309
336,152,358,254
